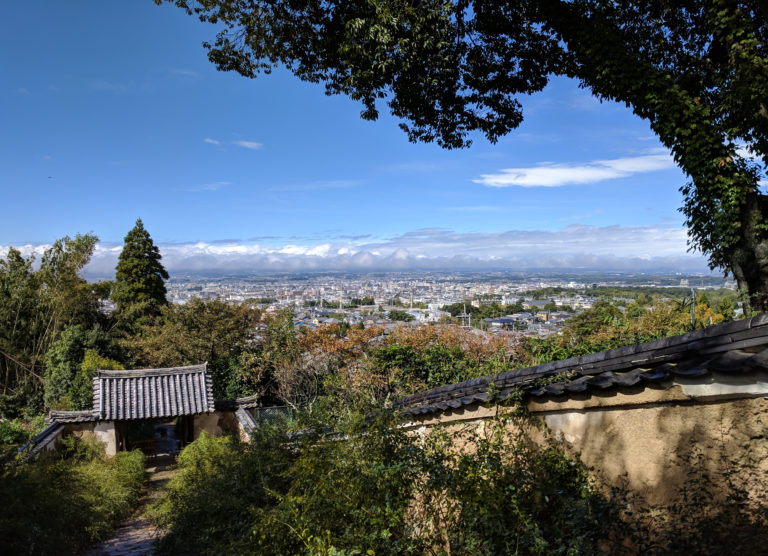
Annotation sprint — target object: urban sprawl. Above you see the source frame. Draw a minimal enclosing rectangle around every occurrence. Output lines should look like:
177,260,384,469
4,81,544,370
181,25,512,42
111,272,738,339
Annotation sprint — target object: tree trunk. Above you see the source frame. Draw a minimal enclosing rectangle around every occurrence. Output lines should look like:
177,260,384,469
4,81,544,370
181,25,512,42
730,192,768,312
543,2,768,314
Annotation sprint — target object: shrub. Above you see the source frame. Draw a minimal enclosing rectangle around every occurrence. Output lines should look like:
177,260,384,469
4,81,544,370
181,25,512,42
151,408,616,555
0,436,144,555
0,419,29,445
152,399,768,555
151,429,296,555
0,415,45,446
411,411,616,555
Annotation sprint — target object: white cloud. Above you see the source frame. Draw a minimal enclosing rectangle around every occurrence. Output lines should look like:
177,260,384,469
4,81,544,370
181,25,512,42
474,152,675,188
278,244,332,257
17,87,30,95
179,181,231,192
2,224,701,277
270,180,362,192
597,154,673,173
4,224,710,278
736,144,755,159
170,68,197,77
203,138,221,146
233,140,263,150
0,244,50,260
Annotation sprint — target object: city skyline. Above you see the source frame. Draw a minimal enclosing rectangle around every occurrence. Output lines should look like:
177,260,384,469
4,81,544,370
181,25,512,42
1,1,724,273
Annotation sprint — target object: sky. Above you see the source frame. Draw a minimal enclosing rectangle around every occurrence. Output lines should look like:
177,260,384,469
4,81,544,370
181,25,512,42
0,1,720,276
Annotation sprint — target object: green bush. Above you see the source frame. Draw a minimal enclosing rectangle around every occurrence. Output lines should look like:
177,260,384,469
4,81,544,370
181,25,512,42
410,412,617,555
151,428,296,555
0,436,145,555
372,343,499,390
152,402,768,555
249,412,424,556
0,415,45,446
151,409,616,555
0,419,29,445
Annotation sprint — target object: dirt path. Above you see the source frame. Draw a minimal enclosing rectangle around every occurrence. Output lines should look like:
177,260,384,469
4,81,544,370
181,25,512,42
80,456,176,556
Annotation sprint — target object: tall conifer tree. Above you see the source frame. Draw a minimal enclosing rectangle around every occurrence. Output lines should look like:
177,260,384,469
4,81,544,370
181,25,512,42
112,219,169,321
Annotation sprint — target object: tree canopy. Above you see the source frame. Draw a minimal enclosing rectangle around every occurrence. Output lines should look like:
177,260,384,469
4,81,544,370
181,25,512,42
0,234,105,416
388,309,416,322
159,0,768,309
126,298,262,400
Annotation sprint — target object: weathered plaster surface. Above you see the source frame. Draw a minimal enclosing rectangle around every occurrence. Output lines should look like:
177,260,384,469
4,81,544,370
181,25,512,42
66,421,117,456
405,385,768,505
194,412,224,439
90,421,117,456
36,429,63,454
674,371,768,399
193,411,240,439
542,395,768,504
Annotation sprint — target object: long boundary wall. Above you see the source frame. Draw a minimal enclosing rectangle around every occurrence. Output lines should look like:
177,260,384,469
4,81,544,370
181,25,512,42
405,380,768,505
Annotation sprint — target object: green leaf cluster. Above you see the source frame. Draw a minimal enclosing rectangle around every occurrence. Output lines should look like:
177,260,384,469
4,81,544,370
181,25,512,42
387,309,415,322
0,234,108,417
372,343,504,390
44,326,123,411
441,300,527,319
125,298,263,400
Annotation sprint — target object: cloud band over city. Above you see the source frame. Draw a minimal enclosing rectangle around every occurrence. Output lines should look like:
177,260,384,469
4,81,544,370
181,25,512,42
2,224,708,276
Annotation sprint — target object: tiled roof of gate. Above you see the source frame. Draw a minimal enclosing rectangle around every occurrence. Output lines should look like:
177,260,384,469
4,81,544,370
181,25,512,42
46,410,96,424
397,314,768,417
24,363,216,459
235,407,259,437
18,421,64,458
215,394,261,412
93,363,214,420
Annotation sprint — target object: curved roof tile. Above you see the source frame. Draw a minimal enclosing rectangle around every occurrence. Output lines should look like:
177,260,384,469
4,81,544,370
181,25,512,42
397,314,768,417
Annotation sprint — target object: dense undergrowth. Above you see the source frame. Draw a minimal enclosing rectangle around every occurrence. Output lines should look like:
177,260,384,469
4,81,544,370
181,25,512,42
150,401,768,556
150,407,619,555
0,436,145,555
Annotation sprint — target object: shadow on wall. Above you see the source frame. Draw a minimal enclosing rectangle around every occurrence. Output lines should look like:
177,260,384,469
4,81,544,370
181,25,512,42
541,395,768,552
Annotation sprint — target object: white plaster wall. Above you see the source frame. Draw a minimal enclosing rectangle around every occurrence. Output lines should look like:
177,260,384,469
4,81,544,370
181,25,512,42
69,421,117,456
37,430,62,453
674,371,768,399
194,412,223,439
408,387,768,506
91,421,117,456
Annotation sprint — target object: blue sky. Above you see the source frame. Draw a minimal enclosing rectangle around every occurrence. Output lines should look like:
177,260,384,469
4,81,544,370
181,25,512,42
1,1,715,274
